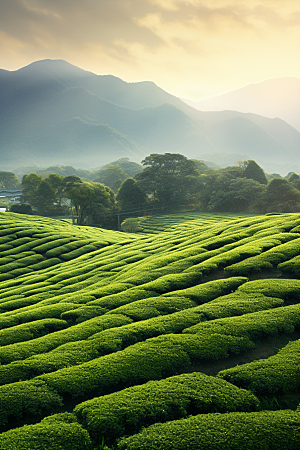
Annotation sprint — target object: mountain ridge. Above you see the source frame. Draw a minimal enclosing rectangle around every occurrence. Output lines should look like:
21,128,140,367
1,59,300,174
182,77,300,132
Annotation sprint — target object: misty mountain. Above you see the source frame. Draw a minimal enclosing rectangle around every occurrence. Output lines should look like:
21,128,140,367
1,59,300,174
182,77,300,132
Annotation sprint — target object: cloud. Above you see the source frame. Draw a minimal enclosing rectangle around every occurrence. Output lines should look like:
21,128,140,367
0,0,300,99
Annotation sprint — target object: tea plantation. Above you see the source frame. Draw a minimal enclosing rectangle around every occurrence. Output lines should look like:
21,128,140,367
1,211,300,449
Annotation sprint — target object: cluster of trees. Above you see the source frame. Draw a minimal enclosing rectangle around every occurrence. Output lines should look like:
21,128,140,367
18,173,116,228
7,153,300,229
0,171,20,189
117,154,300,214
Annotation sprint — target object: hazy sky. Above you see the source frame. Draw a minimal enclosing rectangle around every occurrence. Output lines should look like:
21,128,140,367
1,0,300,99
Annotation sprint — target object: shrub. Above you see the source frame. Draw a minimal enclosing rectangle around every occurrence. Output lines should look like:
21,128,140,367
165,277,248,303
0,314,132,363
0,380,63,430
108,296,196,321
183,303,300,341
0,416,93,450
238,279,300,304
0,318,66,346
117,410,300,450
75,372,259,446
36,333,252,399
218,338,300,394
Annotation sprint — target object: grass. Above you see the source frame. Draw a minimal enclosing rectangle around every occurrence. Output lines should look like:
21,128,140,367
1,211,300,449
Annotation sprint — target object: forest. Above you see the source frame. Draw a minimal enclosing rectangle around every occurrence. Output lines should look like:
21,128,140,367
2,154,300,229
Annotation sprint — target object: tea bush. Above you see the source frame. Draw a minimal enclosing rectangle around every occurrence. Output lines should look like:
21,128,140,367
0,415,93,450
75,372,259,446
218,338,300,394
117,410,300,450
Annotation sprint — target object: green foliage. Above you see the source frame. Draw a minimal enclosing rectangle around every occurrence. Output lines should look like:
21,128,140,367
67,180,114,226
0,380,63,429
75,372,259,446
166,277,248,302
0,171,20,189
117,178,147,210
94,164,128,192
121,217,142,233
218,338,300,394
117,410,300,450
243,160,268,185
37,333,252,399
136,153,199,207
0,318,66,346
183,303,300,341
10,203,33,214
0,314,131,364
238,278,300,303
0,416,93,450
265,178,300,212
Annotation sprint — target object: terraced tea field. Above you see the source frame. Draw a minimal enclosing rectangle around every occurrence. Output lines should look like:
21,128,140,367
137,211,249,233
1,211,300,449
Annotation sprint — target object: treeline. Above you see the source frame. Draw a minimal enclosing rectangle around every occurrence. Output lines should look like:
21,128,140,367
5,154,300,228
117,154,300,216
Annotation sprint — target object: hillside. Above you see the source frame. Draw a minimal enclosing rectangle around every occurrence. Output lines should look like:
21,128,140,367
0,211,300,449
1,60,300,174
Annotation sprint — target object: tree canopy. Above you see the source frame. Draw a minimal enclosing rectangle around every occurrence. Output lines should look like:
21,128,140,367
136,153,199,207
0,171,20,189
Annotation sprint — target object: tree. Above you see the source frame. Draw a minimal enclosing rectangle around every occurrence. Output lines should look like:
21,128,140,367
66,181,114,225
94,165,129,193
116,178,147,211
21,173,43,207
35,179,57,215
0,171,20,189
264,178,300,212
243,160,268,185
288,173,300,191
208,178,266,212
47,173,64,206
136,153,199,208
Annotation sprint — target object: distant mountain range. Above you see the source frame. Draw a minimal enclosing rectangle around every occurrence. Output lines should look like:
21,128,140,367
182,77,300,132
1,59,300,175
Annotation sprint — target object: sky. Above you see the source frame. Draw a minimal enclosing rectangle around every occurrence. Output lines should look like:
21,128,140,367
1,0,300,100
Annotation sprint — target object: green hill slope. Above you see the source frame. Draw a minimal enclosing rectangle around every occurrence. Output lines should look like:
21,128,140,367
1,212,300,449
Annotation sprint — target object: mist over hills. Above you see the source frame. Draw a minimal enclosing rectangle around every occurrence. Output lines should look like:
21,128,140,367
1,59,300,174
182,77,300,132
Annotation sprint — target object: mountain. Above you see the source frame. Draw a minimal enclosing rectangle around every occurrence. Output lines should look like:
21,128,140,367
182,77,300,132
1,60,300,174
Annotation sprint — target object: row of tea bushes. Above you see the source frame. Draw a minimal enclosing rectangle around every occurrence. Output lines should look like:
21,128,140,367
74,372,260,446
0,314,131,364
0,318,66,346
136,212,247,234
183,303,300,342
0,413,93,450
1,212,300,445
225,237,300,276
238,278,300,303
0,291,285,385
218,338,300,394
164,277,248,302
35,333,252,400
117,410,300,450
0,302,80,330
